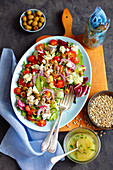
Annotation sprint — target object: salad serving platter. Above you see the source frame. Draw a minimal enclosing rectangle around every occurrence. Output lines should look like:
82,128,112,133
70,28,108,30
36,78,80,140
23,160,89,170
11,36,92,131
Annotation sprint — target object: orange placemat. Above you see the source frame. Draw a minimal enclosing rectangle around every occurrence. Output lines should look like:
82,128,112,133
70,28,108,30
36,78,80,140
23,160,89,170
36,9,108,131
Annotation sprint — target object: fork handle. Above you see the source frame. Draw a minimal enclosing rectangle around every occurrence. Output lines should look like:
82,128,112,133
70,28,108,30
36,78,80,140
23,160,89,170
41,115,59,152
48,110,62,153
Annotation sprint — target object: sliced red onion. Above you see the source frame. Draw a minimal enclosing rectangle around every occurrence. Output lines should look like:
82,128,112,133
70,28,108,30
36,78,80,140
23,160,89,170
41,88,54,98
37,104,50,116
83,77,88,84
58,73,66,85
17,99,25,107
70,85,73,90
65,67,71,76
18,105,24,110
79,85,89,97
74,83,82,90
37,107,44,116
38,49,45,54
33,75,37,84
39,70,43,76
60,59,76,70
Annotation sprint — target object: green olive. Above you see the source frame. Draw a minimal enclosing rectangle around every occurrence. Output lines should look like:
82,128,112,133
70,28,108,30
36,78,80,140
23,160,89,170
23,21,27,27
33,26,39,31
33,12,36,17
26,10,32,15
28,20,33,25
40,17,45,23
25,25,32,30
38,22,42,28
36,11,42,17
32,21,38,26
22,16,27,22
28,15,34,20
34,16,39,21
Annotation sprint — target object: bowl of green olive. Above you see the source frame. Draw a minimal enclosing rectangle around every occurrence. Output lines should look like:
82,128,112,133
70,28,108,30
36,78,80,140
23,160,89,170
20,9,46,32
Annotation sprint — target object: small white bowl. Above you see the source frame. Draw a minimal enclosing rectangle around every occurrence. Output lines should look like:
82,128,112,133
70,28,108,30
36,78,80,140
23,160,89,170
20,9,46,33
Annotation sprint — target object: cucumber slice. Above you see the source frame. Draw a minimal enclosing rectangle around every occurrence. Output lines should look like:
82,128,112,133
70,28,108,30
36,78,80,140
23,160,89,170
55,88,64,99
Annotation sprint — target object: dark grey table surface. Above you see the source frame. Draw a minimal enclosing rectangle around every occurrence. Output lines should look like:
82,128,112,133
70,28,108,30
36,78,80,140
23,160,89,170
0,0,113,170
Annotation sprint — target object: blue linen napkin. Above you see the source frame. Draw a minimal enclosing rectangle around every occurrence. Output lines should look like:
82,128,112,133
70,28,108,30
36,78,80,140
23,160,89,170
0,48,64,170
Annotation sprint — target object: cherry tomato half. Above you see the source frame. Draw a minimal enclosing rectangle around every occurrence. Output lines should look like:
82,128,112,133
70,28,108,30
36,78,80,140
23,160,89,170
27,82,32,87
31,60,38,64
28,109,35,115
14,87,21,95
73,57,80,64
54,56,61,62
25,64,31,68
66,51,76,59
38,55,43,62
66,67,73,74
38,119,46,127
81,65,85,72
28,55,35,62
56,80,65,88
25,105,31,112
36,44,44,50
49,39,58,46
19,79,25,86
28,116,35,121
58,65,64,73
23,70,30,75
32,69,38,74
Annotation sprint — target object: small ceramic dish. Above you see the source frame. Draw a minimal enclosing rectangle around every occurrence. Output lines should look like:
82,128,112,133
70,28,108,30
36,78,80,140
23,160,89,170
20,9,46,33
63,127,101,164
87,90,113,130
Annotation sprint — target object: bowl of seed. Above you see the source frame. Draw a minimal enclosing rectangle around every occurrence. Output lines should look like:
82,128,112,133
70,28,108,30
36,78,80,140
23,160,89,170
87,91,113,130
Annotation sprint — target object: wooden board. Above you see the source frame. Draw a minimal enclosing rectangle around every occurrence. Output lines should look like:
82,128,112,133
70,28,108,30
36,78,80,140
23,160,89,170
36,8,108,131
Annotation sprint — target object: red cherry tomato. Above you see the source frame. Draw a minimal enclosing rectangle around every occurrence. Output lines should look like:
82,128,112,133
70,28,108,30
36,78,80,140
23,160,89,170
73,57,80,64
36,44,44,50
27,82,32,87
38,55,43,62
25,64,31,68
49,39,58,46
81,65,85,72
66,67,73,74
28,109,35,115
31,60,38,64
28,55,35,62
38,119,46,127
28,116,35,121
19,79,25,86
23,70,30,75
54,56,61,62
25,105,31,112
66,51,76,59
56,80,65,88
58,65,64,73
14,87,21,95
32,69,38,74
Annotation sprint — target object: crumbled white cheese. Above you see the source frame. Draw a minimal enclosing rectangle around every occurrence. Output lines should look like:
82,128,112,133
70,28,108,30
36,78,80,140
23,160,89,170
42,113,51,119
27,87,32,96
71,44,79,54
27,95,35,105
34,99,39,106
66,74,73,84
33,85,39,94
42,59,46,64
66,62,72,68
23,73,32,83
31,64,40,69
59,46,66,54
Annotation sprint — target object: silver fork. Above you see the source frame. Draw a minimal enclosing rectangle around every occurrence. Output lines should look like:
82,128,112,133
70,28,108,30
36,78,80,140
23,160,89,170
47,87,74,153
41,87,74,153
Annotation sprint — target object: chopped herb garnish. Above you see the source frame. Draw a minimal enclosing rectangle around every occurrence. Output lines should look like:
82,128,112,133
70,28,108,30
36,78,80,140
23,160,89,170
85,136,87,139
75,135,79,137
83,149,85,152
81,134,84,136
86,82,92,87
87,146,90,149
80,137,83,139
90,149,95,151
78,144,82,149
70,145,73,149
